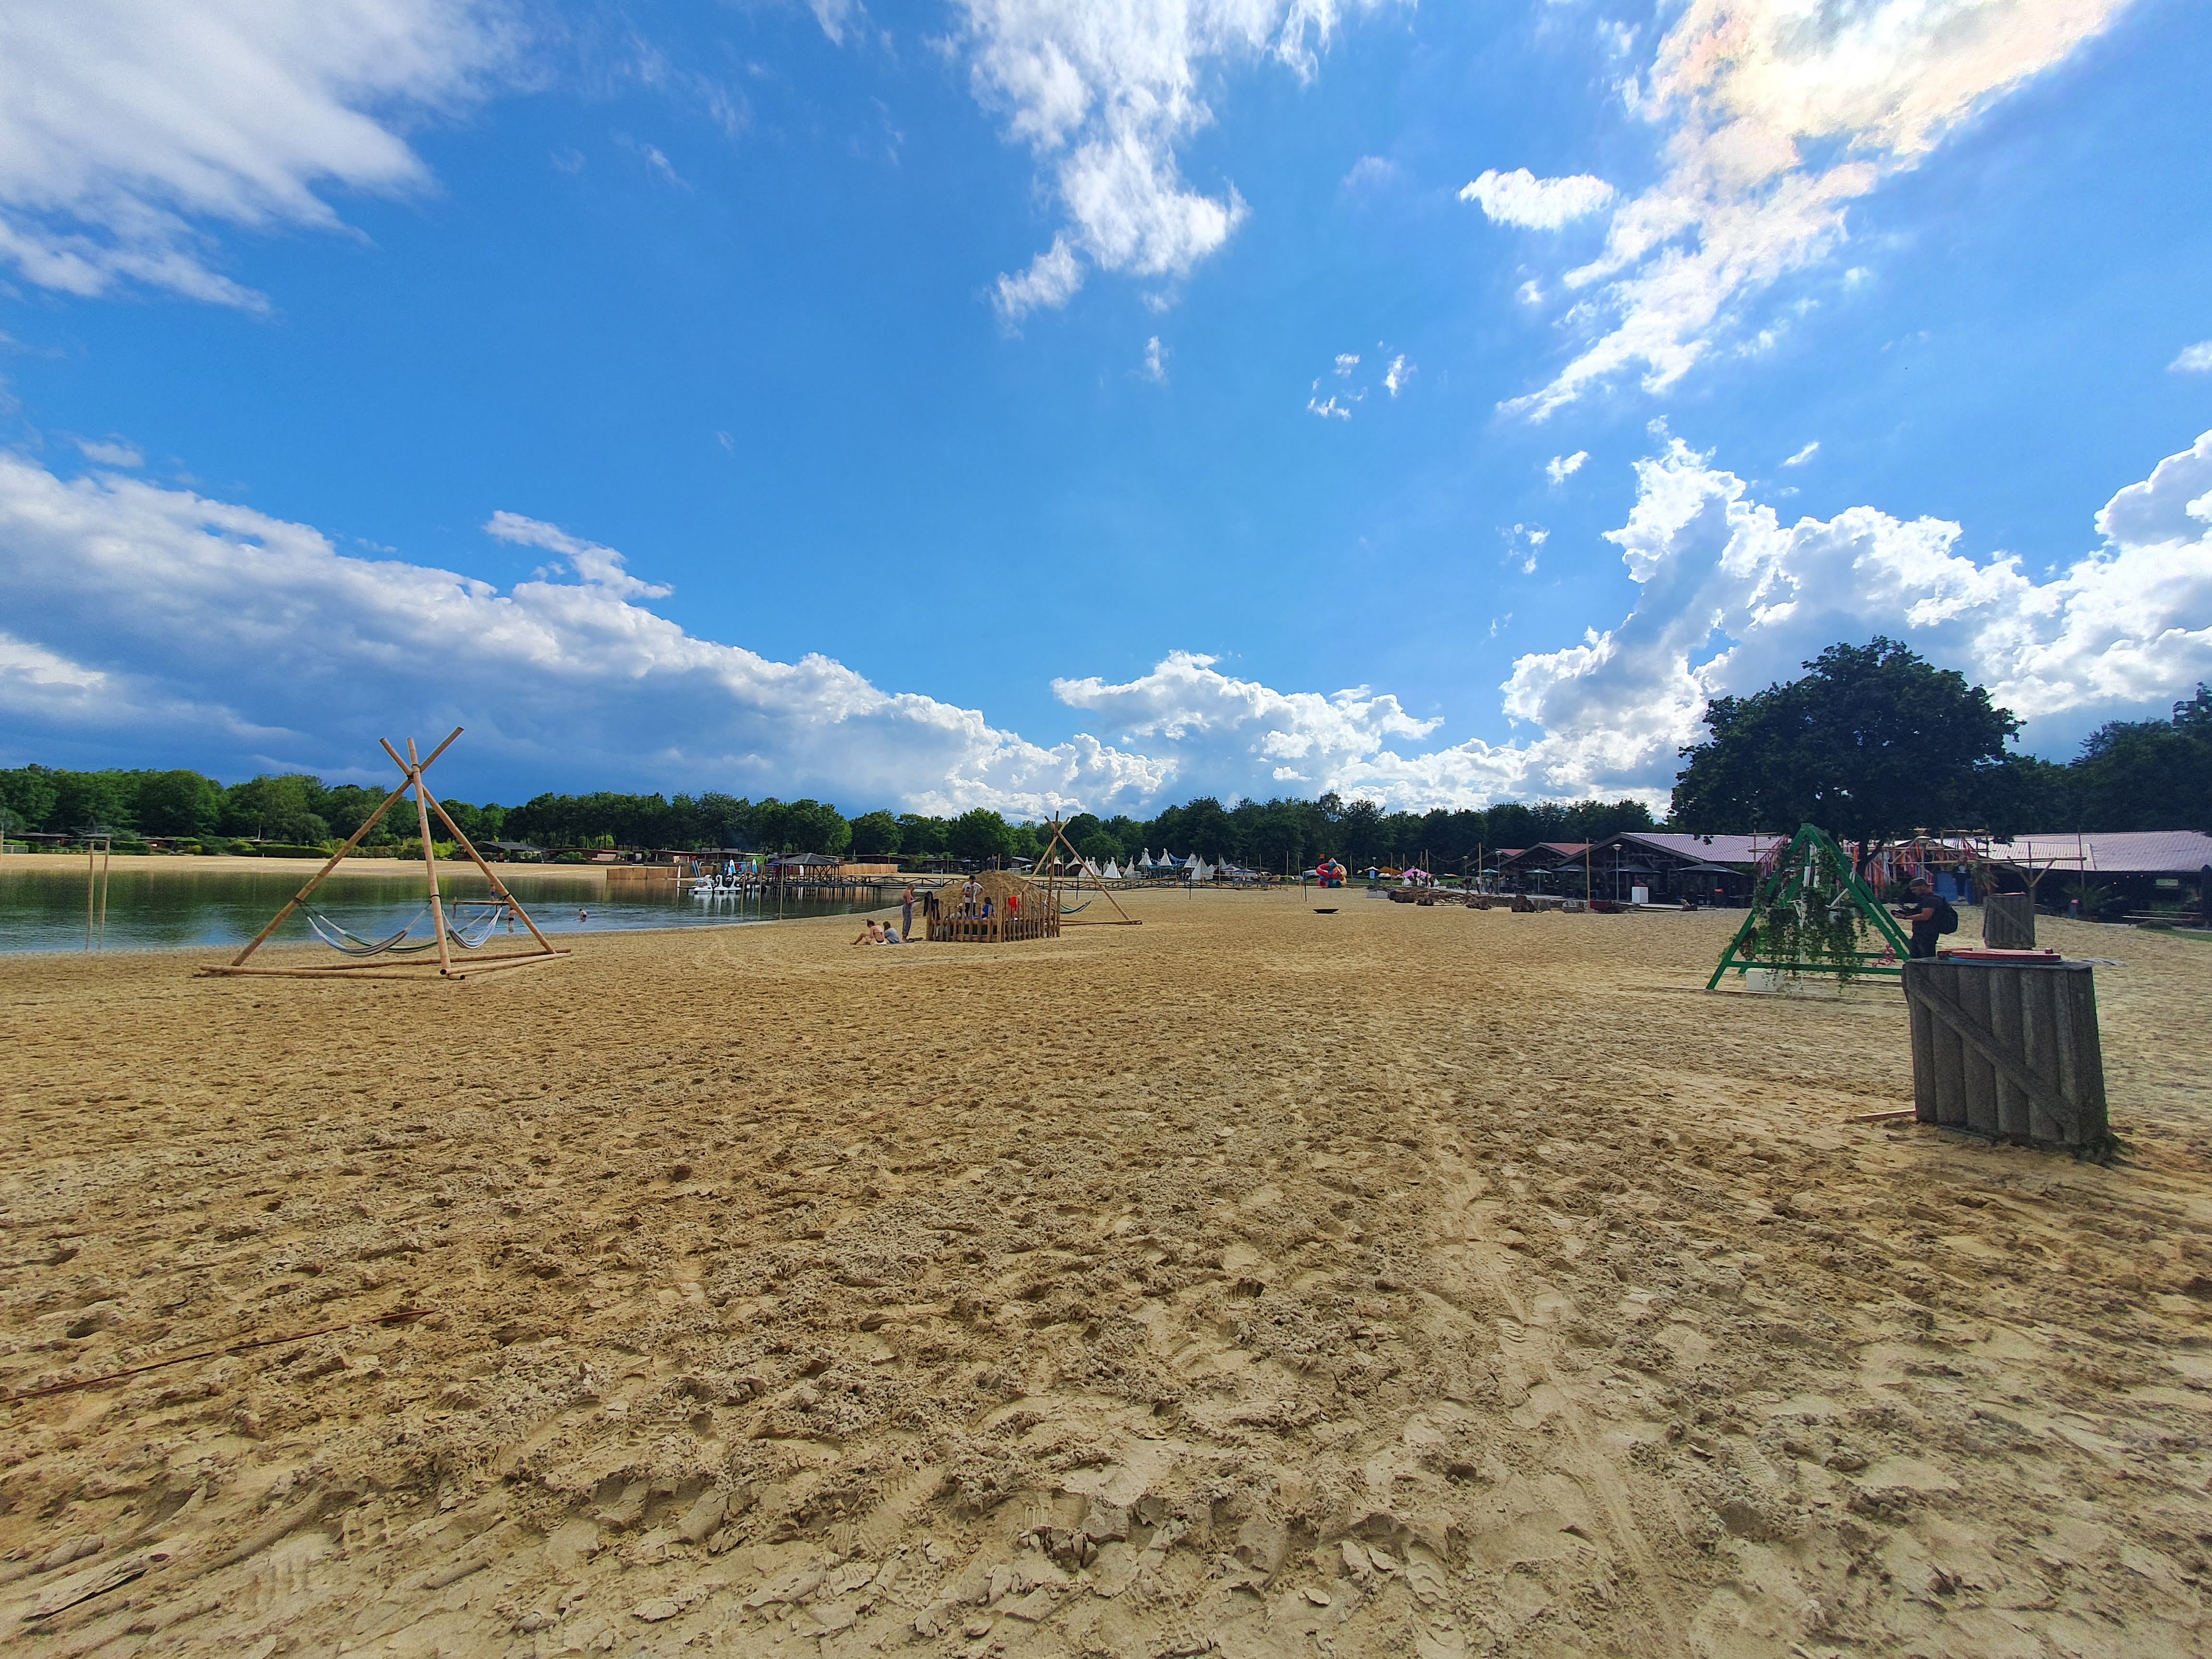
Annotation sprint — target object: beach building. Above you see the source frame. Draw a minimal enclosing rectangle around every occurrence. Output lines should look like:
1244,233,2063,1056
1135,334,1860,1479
1984,831,2212,916
1583,832,1774,905
1494,842,1591,895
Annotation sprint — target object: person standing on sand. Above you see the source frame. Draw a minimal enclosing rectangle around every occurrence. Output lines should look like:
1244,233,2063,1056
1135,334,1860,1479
962,876,981,916
1895,875,1944,959
901,885,914,939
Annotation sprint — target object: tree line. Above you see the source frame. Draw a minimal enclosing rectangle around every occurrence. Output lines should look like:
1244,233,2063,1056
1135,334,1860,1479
4,643,2205,863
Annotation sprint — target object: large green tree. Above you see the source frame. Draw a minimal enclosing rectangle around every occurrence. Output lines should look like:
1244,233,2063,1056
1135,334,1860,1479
2063,685,2212,831
1671,638,2020,839
945,806,1012,865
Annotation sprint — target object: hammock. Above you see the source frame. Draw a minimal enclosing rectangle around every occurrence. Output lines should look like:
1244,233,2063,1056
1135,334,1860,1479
306,900,514,959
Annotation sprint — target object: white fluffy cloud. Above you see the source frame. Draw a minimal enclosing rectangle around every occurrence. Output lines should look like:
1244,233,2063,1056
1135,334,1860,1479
1546,449,1588,484
1505,0,2130,418
1459,168,1615,229
0,454,1166,815
2174,341,2212,373
1051,428,2212,810
957,0,1380,320
0,0,511,307
1054,650,1440,789
6,432,2207,817
1493,426,2212,797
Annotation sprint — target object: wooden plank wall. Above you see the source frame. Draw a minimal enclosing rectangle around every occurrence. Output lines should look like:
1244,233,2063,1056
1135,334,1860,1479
1904,959,2107,1149
1982,892,2036,949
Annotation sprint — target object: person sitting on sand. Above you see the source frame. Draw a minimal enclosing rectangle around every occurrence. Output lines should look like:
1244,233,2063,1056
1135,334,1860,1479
852,920,886,945
882,923,902,944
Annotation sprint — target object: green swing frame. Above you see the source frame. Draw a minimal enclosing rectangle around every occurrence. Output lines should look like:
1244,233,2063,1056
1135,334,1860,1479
1706,823,1914,991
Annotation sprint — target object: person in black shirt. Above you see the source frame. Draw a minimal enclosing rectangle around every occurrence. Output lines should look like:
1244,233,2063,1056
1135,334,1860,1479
1896,875,1942,959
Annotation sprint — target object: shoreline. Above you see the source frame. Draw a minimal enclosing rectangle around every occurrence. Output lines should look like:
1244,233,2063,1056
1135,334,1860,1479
1,851,615,879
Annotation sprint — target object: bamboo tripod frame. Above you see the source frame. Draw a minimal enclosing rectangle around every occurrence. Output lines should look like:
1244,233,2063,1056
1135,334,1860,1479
203,727,569,981
1033,816,1140,927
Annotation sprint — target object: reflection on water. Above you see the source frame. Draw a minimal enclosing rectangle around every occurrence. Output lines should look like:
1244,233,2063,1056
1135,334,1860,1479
0,865,893,955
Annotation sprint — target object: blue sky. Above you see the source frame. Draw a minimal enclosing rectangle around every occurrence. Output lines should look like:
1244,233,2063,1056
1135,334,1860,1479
3,0,2210,815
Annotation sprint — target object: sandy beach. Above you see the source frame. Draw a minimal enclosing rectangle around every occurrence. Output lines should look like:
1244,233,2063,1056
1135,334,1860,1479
1,890,2207,1657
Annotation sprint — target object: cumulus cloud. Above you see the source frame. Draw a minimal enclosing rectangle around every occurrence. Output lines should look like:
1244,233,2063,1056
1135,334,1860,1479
0,454,1167,815
1054,651,1440,789
1459,168,1615,229
994,234,1085,321
8,432,2206,817
1061,428,2212,810
1493,427,2212,799
2174,341,2212,373
956,0,1381,319
1505,0,2129,418
1384,353,1412,396
0,0,513,307
1546,450,1589,484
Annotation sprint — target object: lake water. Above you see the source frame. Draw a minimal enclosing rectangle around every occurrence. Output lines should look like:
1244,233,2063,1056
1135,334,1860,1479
0,864,896,955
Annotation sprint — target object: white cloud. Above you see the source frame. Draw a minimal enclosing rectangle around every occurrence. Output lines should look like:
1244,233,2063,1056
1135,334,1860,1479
1507,522,1549,575
1307,385,1352,420
0,454,1167,815
1063,428,2212,810
993,234,1085,322
75,437,143,468
1384,353,1412,396
10,432,2207,817
483,510,673,600
1546,450,1589,484
1781,440,1819,468
1142,335,1168,382
1459,168,1615,229
809,0,863,46
2173,341,2212,373
0,0,513,308
956,0,1382,318
1054,650,1440,791
1506,0,2130,419
1341,154,1396,191
1334,352,1359,377
1492,427,2212,799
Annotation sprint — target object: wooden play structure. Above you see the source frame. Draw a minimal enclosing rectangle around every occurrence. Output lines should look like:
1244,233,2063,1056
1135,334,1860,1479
1028,815,1140,928
925,869,1060,943
1707,823,1911,990
205,729,568,982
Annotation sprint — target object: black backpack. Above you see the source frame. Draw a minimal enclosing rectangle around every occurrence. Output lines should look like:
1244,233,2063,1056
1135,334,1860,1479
1935,896,1960,934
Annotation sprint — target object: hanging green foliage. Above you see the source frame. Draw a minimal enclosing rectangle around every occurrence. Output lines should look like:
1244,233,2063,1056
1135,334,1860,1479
1708,824,1914,989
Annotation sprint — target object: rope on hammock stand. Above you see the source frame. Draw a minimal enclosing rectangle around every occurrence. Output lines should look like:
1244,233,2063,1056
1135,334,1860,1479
306,900,515,959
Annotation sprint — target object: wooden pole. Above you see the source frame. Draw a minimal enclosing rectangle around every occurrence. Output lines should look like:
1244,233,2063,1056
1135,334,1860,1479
227,727,462,968
385,741,558,955
407,738,454,978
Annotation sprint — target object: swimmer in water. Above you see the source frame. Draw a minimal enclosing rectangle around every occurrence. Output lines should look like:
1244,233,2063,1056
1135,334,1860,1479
577,908,588,922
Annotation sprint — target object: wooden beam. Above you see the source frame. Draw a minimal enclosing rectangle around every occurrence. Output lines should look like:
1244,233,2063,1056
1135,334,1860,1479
225,725,463,967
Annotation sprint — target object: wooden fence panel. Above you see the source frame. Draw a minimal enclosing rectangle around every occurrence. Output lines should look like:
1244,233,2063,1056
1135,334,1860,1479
1903,958,2108,1150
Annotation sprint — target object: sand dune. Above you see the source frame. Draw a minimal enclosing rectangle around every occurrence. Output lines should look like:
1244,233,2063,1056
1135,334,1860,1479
1,890,2207,1656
